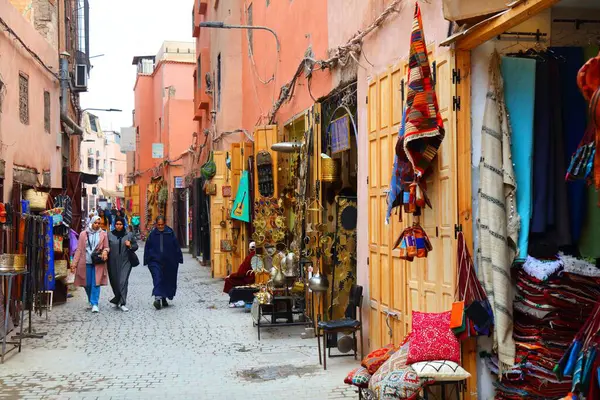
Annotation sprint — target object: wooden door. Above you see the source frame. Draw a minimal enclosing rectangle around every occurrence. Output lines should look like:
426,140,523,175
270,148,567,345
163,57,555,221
367,50,458,350
210,151,229,278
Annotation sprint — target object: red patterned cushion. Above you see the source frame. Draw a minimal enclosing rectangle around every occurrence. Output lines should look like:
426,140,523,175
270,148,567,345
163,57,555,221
362,344,398,375
407,311,460,364
351,367,372,388
344,368,359,385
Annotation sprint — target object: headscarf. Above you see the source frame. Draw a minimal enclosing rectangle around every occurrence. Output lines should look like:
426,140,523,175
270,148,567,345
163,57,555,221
87,216,101,251
112,217,127,238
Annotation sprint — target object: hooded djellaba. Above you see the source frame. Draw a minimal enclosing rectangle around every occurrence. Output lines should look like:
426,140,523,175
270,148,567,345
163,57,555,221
144,216,183,310
107,216,139,312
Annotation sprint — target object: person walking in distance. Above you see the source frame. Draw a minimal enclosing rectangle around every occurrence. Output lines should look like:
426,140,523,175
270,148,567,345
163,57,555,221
144,216,183,310
71,216,109,313
107,217,138,312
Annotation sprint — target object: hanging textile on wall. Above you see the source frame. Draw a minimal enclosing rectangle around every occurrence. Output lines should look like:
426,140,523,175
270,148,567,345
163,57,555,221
44,216,55,291
501,55,536,260
231,171,251,223
478,51,519,370
386,2,444,261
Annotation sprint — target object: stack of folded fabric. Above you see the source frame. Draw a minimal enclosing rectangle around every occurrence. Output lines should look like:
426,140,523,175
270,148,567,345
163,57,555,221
490,255,600,399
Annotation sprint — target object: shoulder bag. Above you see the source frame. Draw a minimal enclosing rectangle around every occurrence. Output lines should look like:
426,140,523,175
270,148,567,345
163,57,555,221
87,235,104,265
127,234,140,267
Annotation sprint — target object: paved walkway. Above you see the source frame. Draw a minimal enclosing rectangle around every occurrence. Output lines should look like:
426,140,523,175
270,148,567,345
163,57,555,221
0,247,359,399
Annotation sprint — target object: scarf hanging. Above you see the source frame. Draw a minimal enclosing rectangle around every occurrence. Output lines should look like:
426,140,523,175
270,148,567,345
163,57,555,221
44,216,55,291
477,51,519,370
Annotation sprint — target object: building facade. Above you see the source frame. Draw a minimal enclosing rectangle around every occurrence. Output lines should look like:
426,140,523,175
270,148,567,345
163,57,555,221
80,111,126,214
130,41,196,240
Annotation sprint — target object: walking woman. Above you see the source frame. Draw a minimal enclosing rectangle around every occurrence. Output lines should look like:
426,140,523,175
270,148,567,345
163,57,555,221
144,216,183,310
107,217,138,312
98,209,110,231
71,216,109,313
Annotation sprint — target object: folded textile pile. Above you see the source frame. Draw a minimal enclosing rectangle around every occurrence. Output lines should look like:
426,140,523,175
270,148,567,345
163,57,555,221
490,260,600,399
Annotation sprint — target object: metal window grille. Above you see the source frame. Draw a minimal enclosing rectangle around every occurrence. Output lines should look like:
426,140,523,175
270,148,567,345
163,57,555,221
19,73,29,125
44,91,50,132
247,3,253,54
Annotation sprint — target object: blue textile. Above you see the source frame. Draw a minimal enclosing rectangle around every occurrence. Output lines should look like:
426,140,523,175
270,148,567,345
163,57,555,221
501,56,537,259
386,110,408,223
551,47,587,244
45,216,55,290
85,263,101,306
144,226,183,300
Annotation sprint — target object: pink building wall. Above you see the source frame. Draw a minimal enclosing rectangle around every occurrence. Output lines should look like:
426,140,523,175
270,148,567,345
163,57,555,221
0,0,61,198
133,60,195,231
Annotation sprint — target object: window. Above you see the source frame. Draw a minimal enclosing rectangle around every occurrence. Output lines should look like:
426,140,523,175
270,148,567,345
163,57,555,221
217,53,221,111
87,157,94,170
110,161,114,173
19,73,29,125
196,56,202,89
89,115,98,132
44,91,50,132
266,0,270,6
95,160,99,172
247,3,253,54
118,174,124,184
103,159,107,170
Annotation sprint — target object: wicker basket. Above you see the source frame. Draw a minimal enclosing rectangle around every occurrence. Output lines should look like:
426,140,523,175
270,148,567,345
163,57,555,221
55,260,68,279
321,158,340,182
13,254,26,272
24,189,49,211
0,254,15,272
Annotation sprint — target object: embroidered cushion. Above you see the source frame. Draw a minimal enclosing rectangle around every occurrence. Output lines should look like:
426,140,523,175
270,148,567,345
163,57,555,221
370,340,411,390
411,360,471,381
370,366,423,400
407,311,460,364
362,344,398,375
344,368,359,385
351,367,372,388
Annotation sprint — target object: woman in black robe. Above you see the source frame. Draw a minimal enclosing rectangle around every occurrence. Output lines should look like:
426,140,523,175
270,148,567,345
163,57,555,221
107,217,138,311
144,216,183,310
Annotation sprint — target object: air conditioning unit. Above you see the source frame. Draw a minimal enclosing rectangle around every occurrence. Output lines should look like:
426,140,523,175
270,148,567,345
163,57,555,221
74,64,88,91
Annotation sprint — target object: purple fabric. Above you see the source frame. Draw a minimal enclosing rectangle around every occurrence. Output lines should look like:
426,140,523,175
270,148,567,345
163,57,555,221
69,229,79,257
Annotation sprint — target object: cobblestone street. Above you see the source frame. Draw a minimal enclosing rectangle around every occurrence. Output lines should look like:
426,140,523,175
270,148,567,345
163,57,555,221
0,248,358,399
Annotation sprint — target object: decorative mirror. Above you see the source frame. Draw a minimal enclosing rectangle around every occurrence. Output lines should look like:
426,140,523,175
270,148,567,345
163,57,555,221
256,150,274,198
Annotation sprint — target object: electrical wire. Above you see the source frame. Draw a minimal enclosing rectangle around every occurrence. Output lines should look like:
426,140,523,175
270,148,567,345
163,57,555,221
0,16,59,81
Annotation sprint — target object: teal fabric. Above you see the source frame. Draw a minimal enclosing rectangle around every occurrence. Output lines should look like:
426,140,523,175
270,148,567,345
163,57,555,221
231,171,251,223
501,57,537,260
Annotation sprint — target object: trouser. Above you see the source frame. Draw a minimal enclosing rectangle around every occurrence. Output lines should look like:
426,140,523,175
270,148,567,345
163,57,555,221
85,263,101,306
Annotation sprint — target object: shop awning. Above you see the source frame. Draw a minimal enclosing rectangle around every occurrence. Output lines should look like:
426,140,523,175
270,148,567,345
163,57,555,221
101,188,125,198
81,172,100,185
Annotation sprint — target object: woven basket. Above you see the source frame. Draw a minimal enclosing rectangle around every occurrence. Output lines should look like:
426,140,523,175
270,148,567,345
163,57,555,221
24,189,49,211
55,260,68,279
0,254,15,272
13,254,26,272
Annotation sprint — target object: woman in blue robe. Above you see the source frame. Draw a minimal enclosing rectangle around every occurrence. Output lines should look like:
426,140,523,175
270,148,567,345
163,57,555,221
144,216,183,310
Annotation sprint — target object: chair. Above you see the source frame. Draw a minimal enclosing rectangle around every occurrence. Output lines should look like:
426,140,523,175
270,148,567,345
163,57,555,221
316,284,363,370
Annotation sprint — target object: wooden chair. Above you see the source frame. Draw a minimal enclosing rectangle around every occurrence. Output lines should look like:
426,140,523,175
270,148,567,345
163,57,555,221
316,284,363,370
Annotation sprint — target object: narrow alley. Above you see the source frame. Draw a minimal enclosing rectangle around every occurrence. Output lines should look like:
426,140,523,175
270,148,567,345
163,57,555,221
0,248,356,400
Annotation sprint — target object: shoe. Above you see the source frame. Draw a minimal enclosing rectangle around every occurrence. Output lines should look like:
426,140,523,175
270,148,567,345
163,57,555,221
86,304,93,311
161,298,169,307
120,305,129,312
91,305,99,313
153,300,162,310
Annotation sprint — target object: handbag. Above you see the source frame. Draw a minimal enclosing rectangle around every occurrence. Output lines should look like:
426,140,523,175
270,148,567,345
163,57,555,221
87,236,104,265
128,249,140,267
201,151,217,180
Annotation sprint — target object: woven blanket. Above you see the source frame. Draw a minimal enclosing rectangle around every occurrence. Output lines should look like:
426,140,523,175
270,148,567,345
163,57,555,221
397,3,444,180
477,51,519,370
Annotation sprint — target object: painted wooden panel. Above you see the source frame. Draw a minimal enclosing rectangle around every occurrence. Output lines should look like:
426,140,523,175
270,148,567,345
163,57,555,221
210,151,229,278
367,50,458,351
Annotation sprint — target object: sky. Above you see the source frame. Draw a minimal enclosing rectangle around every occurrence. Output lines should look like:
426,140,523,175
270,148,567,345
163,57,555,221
80,0,193,133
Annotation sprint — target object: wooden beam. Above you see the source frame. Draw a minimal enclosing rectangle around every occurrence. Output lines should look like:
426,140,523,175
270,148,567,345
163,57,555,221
456,0,560,50
456,49,478,400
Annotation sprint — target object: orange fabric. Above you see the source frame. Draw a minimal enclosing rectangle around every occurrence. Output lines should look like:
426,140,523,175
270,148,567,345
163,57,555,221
361,344,398,375
450,301,465,329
